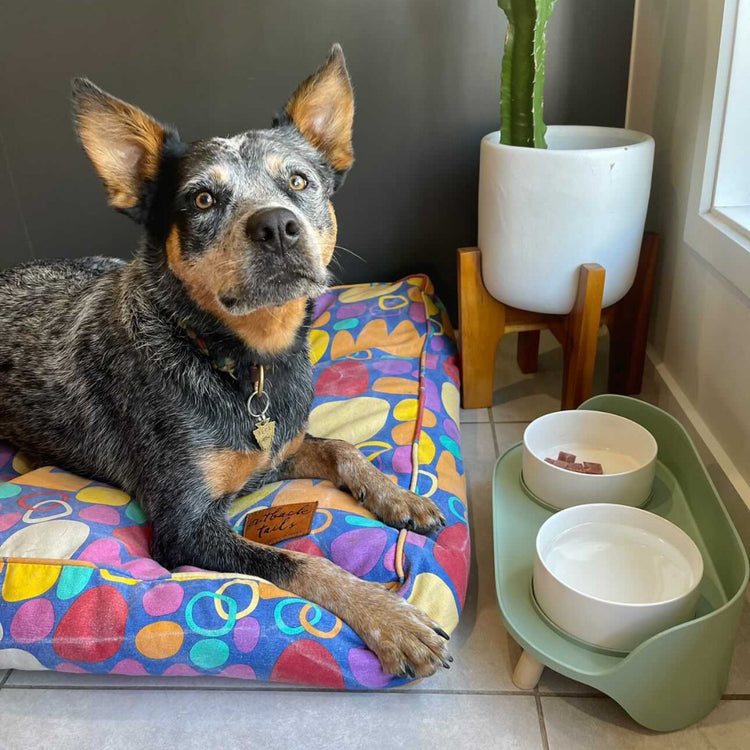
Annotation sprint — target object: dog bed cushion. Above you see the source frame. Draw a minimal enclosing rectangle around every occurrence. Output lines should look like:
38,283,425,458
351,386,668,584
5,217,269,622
0,275,469,688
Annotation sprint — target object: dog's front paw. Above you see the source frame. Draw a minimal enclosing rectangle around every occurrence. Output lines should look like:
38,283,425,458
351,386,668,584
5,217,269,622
354,479,446,534
358,585,451,678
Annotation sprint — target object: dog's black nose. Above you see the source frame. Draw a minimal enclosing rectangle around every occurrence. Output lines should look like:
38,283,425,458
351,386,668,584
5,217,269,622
246,208,300,252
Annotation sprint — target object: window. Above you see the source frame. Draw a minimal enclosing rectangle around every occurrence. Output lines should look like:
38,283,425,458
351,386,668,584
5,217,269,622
685,0,750,298
713,0,750,237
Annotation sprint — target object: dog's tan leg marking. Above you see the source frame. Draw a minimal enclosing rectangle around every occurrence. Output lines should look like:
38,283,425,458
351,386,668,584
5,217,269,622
201,448,271,499
165,227,307,356
280,437,445,533
275,545,450,677
276,429,307,464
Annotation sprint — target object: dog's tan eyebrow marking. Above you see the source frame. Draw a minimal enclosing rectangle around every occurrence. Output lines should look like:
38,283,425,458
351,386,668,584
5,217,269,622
265,154,285,173
209,165,230,183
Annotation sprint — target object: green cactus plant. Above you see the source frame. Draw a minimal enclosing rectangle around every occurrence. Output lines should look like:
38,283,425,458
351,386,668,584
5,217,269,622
498,0,558,148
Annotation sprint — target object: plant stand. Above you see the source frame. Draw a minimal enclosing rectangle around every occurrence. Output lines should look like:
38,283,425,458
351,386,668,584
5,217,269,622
457,233,660,410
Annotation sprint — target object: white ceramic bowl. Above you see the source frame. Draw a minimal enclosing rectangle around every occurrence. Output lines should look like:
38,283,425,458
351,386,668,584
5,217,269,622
533,503,704,652
522,410,657,509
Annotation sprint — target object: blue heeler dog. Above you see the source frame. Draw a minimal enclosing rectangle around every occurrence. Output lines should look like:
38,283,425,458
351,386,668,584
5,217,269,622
0,46,451,678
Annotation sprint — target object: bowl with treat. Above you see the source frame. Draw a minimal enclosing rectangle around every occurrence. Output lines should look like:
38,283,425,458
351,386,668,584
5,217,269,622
522,410,657,510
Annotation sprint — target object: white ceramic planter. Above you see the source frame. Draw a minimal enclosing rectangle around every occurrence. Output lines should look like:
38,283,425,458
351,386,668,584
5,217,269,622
478,126,654,314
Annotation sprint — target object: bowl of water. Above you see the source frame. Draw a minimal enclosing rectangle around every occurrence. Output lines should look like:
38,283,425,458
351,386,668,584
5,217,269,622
522,410,657,509
533,503,704,652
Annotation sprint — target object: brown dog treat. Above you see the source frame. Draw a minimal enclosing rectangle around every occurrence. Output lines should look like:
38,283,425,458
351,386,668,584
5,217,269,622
545,457,568,468
558,451,576,463
583,462,604,475
567,463,586,473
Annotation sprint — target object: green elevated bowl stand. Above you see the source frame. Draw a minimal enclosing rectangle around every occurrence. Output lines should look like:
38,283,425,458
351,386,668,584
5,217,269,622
492,395,749,732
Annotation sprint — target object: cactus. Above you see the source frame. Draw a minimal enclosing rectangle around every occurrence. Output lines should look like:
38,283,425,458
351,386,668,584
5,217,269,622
498,0,558,148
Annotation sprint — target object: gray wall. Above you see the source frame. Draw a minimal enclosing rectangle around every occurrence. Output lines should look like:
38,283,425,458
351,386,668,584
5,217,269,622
0,0,634,318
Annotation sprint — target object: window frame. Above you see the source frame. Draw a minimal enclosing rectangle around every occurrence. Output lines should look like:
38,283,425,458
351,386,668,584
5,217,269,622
684,0,750,299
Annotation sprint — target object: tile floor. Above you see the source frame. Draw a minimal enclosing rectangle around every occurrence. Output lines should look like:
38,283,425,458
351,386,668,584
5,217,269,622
1,333,749,749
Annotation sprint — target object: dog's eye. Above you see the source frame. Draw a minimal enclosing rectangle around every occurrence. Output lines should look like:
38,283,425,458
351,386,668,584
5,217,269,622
195,191,215,210
289,174,308,191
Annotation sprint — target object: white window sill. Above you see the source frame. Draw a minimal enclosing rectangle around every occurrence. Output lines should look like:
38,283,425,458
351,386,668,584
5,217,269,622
684,208,750,300
714,205,750,241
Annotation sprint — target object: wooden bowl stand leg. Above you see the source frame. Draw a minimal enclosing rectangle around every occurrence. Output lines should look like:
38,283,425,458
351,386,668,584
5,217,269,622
512,650,545,690
457,233,659,410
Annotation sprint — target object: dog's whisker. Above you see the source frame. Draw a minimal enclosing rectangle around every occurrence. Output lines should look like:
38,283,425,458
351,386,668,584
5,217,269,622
334,244,367,264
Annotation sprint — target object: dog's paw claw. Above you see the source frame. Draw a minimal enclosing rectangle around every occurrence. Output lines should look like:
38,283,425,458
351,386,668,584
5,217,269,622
358,586,451,679
361,485,445,536
434,626,450,641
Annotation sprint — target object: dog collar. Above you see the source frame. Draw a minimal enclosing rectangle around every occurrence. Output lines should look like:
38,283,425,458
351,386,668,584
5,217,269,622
179,321,276,451
179,321,240,377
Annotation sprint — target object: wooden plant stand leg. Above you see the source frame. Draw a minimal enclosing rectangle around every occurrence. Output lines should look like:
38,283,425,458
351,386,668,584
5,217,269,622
512,650,545,690
608,232,660,395
561,263,606,410
517,330,540,374
458,248,506,409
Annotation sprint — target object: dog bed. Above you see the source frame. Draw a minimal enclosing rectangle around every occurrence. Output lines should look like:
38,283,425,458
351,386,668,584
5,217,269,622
0,275,469,688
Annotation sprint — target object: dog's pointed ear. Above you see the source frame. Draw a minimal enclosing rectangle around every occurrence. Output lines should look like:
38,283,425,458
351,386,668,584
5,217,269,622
72,78,177,215
276,44,354,177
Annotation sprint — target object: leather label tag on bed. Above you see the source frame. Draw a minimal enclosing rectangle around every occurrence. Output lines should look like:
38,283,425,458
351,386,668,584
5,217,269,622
242,501,319,545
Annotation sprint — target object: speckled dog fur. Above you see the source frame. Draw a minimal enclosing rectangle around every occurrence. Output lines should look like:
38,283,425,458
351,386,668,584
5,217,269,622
0,46,450,678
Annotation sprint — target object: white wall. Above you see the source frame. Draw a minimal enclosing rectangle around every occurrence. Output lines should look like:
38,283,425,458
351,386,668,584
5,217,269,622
628,0,750,501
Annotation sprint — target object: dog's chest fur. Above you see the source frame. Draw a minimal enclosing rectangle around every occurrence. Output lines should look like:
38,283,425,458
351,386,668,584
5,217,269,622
0,258,314,506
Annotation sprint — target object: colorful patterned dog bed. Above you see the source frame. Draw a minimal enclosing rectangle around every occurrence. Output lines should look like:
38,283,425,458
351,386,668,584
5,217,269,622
0,276,469,688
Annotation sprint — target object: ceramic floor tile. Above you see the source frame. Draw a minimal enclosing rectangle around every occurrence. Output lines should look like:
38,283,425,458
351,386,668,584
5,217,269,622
491,334,562,423
491,332,611,422
726,598,750,696
461,420,501,467
542,696,750,749
460,407,490,423
538,669,602,696
410,422,526,693
0,689,543,750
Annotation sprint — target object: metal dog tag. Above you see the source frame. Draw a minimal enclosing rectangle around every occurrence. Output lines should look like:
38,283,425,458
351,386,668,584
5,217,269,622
253,418,276,452
248,385,276,452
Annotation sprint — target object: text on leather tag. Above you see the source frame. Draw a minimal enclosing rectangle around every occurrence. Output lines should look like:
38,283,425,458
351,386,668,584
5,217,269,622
242,501,319,545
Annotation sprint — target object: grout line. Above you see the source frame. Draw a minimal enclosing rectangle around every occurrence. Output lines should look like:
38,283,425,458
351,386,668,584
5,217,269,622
538,691,606,698
535,694,551,750
537,691,750,701
487,408,501,459
0,128,35,258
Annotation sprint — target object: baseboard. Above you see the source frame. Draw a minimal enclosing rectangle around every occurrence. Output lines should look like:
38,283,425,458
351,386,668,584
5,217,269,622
645,344,750,554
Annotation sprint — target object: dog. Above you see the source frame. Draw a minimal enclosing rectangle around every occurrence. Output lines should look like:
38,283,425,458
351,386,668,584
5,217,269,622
0,45,451,679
